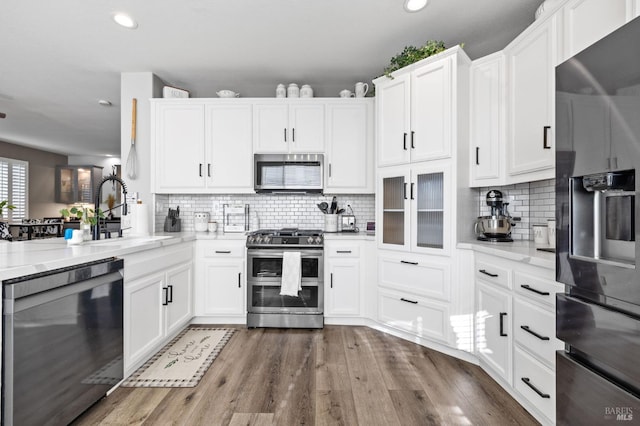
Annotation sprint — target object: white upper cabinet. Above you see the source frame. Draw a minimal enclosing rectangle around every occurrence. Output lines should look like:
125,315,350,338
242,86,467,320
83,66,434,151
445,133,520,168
206,103,253,192
152,102,206,191
253,101,325,153
505,14,558,180
324,100,374,193
411,58,452,161
469,52,505,186
561,0,630,61
151,99,253,194
376,50,461,167
376,74,411,166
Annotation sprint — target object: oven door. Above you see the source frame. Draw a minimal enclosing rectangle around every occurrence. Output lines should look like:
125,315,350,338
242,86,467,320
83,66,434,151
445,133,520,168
247,249,323,314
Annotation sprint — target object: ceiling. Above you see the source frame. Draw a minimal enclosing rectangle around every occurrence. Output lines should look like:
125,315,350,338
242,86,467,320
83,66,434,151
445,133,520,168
0,0,542,157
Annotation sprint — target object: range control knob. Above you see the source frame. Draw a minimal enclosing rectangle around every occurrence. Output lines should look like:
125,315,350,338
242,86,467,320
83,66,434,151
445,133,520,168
263,236,271,244
307,236,314,244
315,236,323,244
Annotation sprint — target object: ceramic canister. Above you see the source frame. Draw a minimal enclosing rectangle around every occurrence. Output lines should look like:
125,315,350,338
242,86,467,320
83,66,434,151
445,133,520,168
287,83,300,98
194,212,210,232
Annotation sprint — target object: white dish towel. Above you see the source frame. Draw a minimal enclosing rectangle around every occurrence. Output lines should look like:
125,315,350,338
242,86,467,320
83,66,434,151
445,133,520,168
280,251,302,297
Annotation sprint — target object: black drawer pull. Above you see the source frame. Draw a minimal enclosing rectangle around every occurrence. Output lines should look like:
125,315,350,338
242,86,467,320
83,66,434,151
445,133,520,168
167,284,173,303
520,325,550,341
499,312,507,336
521,377,550,399
162,287,168,306
401,260,418,265
199,163,203,177
215,250,232,254
479,269,498,277
400,298,418,304
520,284,549,296
476,146,479,165
238,272,241,288
284,128,287,142
543,126,551,149
410,131,415,149
208,163,211,177
330,272,333,289
336,250,352,254
403,132,407,150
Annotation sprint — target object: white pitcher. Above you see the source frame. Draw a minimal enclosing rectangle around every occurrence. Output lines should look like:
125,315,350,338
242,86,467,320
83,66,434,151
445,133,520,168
355,82,369,98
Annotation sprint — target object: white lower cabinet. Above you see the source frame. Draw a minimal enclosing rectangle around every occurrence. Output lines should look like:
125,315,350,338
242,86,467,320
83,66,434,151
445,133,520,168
476,281,512,385
473,251,563,426
123,243,194,375
195,239,246,318
325,242,361,317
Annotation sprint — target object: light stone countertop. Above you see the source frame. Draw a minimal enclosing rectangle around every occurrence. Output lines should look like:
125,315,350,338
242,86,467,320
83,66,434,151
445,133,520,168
458,239,555,270
323,231,375,241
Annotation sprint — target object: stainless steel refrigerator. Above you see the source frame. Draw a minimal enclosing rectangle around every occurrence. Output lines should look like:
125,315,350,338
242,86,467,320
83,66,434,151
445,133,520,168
555,16,640,425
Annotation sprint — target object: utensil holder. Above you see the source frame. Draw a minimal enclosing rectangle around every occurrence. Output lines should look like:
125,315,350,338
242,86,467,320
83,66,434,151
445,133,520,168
324,214,338,233
164,217,181,232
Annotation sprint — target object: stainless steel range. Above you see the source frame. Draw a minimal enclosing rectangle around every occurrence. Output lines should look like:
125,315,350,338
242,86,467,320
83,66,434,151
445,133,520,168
246,228,324,328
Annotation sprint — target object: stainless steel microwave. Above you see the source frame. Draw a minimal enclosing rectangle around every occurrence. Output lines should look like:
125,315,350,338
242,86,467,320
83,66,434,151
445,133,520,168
254,153,323,193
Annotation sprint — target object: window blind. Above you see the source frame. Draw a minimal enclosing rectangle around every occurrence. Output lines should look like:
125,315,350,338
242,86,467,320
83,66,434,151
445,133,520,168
0,157,28,221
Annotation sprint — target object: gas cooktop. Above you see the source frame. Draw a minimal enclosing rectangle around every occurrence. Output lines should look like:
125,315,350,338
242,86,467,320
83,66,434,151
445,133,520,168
246,228,324,248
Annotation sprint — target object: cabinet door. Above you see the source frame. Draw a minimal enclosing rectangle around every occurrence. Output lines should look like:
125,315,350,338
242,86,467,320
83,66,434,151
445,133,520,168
125,273,165,371
470,54,504,185
154,104,206,191
563,0,628,60
165,263,193,337
506,16,557,178
201,259,245,315
207,103,254,191
411,164,450,255
411,58,452,161
325,101,373,193
289,103,325,152
327,259,361,316
376,74,411,166
476,281,512,384
254,103,288,153
378,167,410,251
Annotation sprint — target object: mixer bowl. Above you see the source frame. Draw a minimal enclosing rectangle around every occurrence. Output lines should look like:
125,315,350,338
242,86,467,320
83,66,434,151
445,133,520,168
475,215,512,238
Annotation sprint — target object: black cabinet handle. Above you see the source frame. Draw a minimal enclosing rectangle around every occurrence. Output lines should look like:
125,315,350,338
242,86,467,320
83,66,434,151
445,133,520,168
162,287,168,306
520,325,550,341
479,269,498,277
410,182,415,200
238,272,241,288
476,147,480,165
400,297,418,304
199,163,203,177
401,260,419,265
543,126,551,149
404,183,407,200
521,377,550,399
499,312,507,336
167,284,173,303
208,163,211,177
292,128,295,142
329,163,332,177
411,131,415,149
330,272,333,288
336,250,352,254
215,250,232,254
284,128,287,142
403,132,407,150
520,284,549,296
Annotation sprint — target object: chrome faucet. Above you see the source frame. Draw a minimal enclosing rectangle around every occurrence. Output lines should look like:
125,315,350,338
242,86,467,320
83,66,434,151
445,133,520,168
93,174,128,240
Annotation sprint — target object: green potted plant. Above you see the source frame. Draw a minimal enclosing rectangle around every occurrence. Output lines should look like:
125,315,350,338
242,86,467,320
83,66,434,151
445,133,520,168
0,200,16,241
60,206,104,240
382,40,453,78
0,200,15,219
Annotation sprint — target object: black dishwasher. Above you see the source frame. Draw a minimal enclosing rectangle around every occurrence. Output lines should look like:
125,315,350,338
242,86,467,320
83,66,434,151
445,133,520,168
2,257,124,426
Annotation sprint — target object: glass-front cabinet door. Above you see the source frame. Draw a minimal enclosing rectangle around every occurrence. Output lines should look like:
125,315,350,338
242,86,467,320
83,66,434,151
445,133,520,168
378,164,450,254
411,164,450,255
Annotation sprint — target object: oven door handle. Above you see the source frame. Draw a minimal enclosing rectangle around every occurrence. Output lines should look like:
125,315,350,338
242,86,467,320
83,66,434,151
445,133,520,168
247,249,323,257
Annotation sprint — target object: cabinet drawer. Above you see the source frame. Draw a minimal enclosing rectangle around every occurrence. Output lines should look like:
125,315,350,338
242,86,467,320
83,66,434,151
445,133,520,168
475,260,511,289
379,254,450,301
514,271,561,307
514,298,563,367
514,347,555,422
199,243,245,258
378,290,449,343
326,245,360,258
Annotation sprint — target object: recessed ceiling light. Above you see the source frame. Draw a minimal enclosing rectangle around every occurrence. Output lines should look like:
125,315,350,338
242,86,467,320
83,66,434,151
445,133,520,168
113,13,138,29
404,0,428,12
98,99,112,106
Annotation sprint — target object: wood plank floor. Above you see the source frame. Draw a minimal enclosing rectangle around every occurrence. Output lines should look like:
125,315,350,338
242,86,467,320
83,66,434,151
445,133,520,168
73,326,538,426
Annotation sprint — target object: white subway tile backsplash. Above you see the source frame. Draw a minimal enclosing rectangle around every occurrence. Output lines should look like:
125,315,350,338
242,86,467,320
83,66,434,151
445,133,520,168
477,178,555,241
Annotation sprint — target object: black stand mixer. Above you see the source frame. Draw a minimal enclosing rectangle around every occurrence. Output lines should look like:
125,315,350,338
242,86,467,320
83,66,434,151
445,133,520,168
474,190,518,242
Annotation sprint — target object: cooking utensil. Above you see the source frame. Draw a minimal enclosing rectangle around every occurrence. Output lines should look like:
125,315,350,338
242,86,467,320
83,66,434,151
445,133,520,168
317,202,328,214
337,208,345,214
126,98,138,179
329,197,337,214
